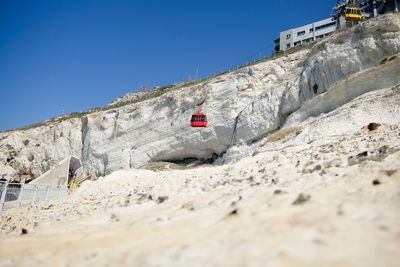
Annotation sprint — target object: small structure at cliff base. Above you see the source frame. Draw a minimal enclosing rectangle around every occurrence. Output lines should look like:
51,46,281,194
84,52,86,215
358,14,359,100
31,155,84,187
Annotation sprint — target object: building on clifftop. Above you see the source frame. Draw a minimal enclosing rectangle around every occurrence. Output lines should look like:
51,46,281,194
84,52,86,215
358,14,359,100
274,0,400,52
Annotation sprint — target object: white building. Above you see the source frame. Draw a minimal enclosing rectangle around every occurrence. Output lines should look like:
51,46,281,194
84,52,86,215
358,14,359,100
274,18,337,52
274,0,400,52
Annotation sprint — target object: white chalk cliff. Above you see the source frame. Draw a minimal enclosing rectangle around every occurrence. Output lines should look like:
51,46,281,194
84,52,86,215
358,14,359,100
0,13,399,178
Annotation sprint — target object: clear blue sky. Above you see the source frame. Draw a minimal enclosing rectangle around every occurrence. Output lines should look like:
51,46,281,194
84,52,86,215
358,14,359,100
0,0,336,132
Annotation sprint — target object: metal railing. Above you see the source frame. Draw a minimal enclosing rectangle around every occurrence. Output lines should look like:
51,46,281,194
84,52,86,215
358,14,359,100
0,182,68,212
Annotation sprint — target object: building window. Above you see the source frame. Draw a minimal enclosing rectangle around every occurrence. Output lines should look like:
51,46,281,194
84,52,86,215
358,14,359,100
309,28,314,32
286,34,291,39
294,41,301,46
286,43,291,48
274,38,280,52
315,22,336,31
297,30,305,36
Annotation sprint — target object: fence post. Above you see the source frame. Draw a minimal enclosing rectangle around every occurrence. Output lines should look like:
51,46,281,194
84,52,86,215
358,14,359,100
45,185,50,201
31,185,38,206
16,183,24,208
57,185,62,199
0,182,8,212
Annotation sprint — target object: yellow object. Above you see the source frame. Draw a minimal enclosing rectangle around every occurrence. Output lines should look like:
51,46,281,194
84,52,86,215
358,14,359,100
67,172,85,193
345,0,362,22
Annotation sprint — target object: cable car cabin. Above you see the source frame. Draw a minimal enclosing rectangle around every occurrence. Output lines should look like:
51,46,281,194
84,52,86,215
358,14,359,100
190,113,207,127
190,102,207,127
345,7,362,22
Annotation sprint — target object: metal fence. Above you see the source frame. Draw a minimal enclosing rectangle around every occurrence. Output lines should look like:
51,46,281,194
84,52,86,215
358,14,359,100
0,182,68,212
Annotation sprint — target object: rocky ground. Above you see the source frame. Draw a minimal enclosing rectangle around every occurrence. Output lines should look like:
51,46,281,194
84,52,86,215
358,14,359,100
1,86,399,266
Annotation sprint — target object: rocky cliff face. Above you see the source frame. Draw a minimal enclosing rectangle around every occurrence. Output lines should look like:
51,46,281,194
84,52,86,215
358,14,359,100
234,13,400,143
0,119,82,178
1,13,399,178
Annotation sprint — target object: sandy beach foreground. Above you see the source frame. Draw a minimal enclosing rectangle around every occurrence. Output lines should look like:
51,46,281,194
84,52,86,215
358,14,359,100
1,116,399,266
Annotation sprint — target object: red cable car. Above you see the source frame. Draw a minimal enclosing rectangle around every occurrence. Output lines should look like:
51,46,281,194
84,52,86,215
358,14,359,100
190,102,207,127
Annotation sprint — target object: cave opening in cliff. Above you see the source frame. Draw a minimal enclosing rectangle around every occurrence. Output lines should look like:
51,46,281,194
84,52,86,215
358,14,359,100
67,156,83,185
160,153,221,167
313,84,319,94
